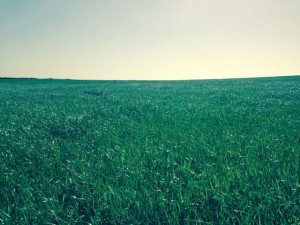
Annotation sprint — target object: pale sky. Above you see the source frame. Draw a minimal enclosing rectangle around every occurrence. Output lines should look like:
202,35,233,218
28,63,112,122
1,0,299,80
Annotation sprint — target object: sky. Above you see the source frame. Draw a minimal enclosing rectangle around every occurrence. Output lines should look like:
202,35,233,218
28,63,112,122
0,0,299,80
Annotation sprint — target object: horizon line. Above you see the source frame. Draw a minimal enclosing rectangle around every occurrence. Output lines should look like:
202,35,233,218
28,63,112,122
0,74,299,82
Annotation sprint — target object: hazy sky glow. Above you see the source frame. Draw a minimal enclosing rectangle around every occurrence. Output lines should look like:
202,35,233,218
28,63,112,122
1,0,299,80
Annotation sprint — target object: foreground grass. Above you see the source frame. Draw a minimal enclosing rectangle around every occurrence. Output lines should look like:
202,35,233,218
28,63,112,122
0,76,299,224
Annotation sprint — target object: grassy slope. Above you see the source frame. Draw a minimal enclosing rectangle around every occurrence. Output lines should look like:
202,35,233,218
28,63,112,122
0,76,299,224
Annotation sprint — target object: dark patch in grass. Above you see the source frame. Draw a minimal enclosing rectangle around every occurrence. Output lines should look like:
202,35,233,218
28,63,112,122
84,89,108,97
48,123,86,140
50,93,67,99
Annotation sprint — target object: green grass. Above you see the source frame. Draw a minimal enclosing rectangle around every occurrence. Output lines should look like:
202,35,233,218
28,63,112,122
0,76,299,224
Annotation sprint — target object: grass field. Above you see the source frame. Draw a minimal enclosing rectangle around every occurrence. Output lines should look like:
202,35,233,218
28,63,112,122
0,76,299,224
